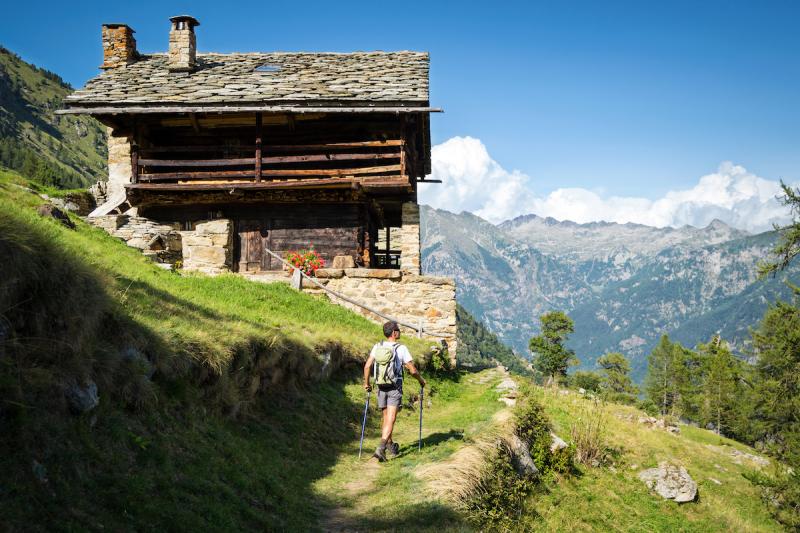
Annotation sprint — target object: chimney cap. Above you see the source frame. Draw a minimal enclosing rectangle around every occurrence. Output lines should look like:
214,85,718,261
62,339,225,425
102,23,135,32
169,15,200,27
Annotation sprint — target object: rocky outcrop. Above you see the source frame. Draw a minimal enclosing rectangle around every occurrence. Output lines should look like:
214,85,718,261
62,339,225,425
638,462,697,503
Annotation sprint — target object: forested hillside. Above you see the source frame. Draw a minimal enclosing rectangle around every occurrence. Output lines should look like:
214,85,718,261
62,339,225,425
0,46,106,188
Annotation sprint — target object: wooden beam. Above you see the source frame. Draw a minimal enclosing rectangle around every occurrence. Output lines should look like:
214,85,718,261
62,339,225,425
138,158,256,167
138,164,402,181
57,105,443,115
189,113,201,133
126,175,410,191
137,152,400,167
255,112,262,183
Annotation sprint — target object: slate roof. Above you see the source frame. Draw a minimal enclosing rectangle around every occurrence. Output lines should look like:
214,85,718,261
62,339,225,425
65,52,430,107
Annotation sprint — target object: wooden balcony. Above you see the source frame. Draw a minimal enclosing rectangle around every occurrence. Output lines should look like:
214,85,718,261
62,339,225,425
126,138,416,193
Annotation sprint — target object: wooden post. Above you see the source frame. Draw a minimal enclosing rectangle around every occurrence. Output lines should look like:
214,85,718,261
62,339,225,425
291,268,302,290
386,226,391,267
418,318,423,339
131,140,139,184
255,112,262,183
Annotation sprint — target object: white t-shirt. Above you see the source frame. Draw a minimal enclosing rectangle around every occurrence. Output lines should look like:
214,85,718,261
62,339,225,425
370,341,413,385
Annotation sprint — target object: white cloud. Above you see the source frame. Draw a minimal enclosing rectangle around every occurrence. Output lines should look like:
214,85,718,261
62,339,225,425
419,136,790,233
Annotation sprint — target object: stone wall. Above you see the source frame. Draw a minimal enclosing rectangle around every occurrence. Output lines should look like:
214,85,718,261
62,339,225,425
107,128,132,199
180,219,232,274
90,214,182,262
318,268,457,359
397,202,421,275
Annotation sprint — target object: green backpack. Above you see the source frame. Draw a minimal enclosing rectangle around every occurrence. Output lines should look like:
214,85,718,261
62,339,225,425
373,342,401,387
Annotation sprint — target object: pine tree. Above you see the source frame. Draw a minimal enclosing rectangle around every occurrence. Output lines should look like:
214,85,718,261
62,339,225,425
597,352,637,403
529,311,575,385
697,336,743,436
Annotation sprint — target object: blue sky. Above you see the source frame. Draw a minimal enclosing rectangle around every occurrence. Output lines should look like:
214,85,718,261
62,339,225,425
2,0,798,228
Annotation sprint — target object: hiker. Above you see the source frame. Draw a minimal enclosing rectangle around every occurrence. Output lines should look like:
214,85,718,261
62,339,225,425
363,320,426,462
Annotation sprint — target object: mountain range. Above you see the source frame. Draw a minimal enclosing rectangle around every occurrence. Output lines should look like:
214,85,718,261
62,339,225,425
421,206,797,381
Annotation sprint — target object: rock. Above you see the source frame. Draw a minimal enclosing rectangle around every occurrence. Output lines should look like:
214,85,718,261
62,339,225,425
550,432,568,452
65,379,99,414
507,434,539,477
499,397,517,407
495,378,517,392
315,268,344,279
558,389,570,396
331,255,356,269
121,347,155,378
31,460,48,484
638,462,697,503
578,387,586,394
37,204,75,229
667,426,681,435
709,478,722,485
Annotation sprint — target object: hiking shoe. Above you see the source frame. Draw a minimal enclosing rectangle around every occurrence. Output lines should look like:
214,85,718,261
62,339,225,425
372,447,387,462
388,442,400,457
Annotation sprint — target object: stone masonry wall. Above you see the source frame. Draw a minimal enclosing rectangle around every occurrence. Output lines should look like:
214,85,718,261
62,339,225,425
180,219,232,274
396,202,421,275
90,214,182,262
319,268,457,359
107,128,132,200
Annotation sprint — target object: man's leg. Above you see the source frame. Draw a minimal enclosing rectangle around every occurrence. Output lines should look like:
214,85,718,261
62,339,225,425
382,405,398,442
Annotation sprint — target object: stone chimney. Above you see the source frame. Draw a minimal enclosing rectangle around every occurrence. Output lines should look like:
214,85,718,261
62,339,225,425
168,15,200,72
101,24,137,69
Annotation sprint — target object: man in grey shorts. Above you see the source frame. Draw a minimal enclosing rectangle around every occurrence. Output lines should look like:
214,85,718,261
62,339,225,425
363,321,427,461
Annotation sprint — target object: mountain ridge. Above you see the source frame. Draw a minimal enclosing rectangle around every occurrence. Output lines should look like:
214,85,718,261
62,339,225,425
421,204,795,381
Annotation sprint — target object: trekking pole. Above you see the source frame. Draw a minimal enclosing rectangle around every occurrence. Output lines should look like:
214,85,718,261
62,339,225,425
418,384,424,451
358,388,371,458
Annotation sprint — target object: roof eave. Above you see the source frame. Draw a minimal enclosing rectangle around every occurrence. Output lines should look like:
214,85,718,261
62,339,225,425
56,103,442,115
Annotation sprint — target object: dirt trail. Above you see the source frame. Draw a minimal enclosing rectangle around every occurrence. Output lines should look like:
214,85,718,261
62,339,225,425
321,455,382,531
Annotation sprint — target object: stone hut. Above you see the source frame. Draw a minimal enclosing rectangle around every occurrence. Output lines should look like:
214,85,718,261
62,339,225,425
59,16,457,357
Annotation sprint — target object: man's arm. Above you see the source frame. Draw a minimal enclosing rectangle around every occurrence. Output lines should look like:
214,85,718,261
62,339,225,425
363,355,374,391
404,361,426,388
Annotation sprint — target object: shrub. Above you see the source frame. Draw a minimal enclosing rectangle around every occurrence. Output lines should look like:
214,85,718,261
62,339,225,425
745,468,800,529
570,396,615,467
466,443,535,528
569,370,602,392
285,248,325,276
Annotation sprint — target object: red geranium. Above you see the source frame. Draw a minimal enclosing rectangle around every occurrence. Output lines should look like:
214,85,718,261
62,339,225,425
286,247,326,276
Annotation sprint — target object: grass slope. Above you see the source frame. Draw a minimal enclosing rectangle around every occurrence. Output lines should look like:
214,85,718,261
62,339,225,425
528,387,781,532
0,168,433,530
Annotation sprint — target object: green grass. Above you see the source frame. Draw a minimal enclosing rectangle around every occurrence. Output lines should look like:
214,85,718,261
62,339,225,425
0,168,435,530
524,386,781,532
0,168,785,531
312,369,507,531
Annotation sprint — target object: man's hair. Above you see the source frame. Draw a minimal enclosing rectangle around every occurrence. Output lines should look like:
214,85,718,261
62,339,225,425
383,321,400,338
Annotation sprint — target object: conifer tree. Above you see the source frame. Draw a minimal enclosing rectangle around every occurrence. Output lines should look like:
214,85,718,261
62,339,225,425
529,311,575,385
697,336,743,436
597,352,637,402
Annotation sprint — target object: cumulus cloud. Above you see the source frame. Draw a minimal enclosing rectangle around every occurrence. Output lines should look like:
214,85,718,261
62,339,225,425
418,136,790,233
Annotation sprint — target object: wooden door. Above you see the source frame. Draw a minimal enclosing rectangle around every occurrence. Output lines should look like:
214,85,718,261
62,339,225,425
237,219,270,272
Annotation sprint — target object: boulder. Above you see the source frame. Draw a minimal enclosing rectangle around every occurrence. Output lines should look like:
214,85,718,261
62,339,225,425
65,379,99,414
550,432,568,453
638,462,697,503
507,434,539,477
37,204,75,229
